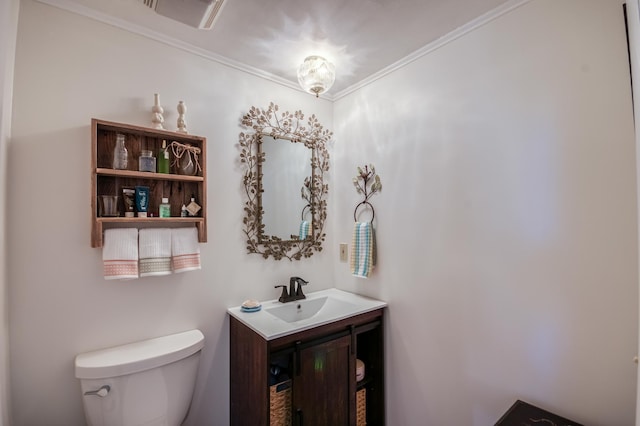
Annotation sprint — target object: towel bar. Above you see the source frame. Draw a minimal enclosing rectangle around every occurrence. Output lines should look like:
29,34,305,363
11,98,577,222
353,201,375,222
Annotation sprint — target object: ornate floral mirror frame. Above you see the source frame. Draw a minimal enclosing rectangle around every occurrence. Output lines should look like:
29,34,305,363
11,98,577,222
239,103,331,260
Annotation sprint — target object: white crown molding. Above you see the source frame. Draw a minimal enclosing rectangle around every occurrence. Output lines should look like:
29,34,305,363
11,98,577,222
34,0,308,95
35,0,531,102
333,0,533,100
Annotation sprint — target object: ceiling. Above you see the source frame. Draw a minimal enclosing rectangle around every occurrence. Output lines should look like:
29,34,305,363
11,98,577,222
40,0,514,98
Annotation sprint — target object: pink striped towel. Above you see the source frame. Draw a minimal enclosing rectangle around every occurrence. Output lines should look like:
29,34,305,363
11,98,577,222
103,228,139,280
171,227,201,273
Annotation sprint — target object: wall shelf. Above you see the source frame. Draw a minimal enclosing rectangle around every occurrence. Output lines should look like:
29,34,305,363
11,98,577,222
91,118,207,248
95,168,204,182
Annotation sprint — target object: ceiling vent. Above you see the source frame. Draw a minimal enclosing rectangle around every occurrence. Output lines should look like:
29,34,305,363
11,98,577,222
140,0,226,30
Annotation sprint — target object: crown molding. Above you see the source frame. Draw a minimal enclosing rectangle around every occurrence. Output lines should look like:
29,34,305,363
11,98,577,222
34,0,308,95
36,0,531,102
333,0,532,100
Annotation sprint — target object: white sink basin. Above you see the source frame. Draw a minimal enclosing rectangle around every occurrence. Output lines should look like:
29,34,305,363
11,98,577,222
265,296,357,323
227,288,387,340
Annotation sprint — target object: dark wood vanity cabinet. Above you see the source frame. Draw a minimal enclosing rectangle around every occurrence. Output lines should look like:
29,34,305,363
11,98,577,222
230,308,385,426
295,334,353,425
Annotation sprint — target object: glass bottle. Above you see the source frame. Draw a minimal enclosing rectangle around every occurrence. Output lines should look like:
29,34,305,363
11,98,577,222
157,140,170,174
112,133,128,170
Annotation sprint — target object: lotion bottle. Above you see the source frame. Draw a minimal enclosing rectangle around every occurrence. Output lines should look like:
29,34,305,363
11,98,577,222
159,198,170,218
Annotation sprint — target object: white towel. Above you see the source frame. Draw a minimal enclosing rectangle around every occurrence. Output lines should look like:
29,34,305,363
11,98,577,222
171,227,201,273
103,228,139,280
139,228,172,277
350,222,375,278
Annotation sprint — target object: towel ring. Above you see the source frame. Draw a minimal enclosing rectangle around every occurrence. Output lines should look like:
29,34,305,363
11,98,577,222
353,201,375,223
301,204,311,220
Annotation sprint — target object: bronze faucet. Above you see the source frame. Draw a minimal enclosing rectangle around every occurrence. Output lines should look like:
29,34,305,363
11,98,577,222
274,277,309,303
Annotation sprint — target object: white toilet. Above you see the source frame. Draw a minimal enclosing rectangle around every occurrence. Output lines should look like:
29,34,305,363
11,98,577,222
75,329,204,426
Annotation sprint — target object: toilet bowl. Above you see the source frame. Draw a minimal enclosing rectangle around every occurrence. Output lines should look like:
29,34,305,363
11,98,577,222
75,329,204,426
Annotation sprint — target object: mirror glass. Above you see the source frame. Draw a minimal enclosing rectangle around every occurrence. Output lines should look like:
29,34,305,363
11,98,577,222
239,103,331,261
260,136,313,239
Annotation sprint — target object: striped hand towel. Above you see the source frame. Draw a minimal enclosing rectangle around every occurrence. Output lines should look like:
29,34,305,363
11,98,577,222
299,221,311,240
103,228,139,280
350,222,375,278
171,227,201,273
139,228,172,277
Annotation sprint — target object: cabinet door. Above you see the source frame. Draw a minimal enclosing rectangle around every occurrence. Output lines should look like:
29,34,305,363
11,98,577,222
293,335,355,426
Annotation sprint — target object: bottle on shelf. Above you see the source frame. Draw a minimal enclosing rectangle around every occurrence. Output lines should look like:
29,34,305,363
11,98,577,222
186,195,201,217
112,133,128,170
157,140,170,173
159,198,171,218
181,204,188,217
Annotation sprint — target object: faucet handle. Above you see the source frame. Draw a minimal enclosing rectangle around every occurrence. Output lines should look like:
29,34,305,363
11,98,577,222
274,285,288,303
294,278,309,298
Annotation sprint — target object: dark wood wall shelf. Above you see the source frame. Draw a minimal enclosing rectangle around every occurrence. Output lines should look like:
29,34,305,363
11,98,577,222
91,118,207,247
95,168,204,181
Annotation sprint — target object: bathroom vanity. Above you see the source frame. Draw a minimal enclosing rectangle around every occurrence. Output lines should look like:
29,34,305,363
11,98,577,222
228,289,386,426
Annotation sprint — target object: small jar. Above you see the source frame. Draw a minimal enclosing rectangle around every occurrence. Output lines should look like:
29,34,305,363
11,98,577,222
139,150,156,172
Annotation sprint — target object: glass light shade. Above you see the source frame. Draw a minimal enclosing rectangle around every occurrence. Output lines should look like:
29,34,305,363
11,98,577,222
297,56,336,97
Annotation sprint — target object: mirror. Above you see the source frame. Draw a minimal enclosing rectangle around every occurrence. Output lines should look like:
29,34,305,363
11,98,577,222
239,103,331,260
260,136,312,237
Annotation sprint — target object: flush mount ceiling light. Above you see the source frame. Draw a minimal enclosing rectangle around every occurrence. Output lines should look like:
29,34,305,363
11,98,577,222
297,56,336,97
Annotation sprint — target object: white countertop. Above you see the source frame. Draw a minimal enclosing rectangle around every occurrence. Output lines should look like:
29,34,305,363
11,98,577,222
227,288,387,340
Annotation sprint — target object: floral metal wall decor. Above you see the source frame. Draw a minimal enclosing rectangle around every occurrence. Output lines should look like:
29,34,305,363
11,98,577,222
239,103,331,260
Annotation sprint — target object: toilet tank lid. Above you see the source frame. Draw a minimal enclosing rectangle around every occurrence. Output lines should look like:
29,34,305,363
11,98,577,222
75,329,204,379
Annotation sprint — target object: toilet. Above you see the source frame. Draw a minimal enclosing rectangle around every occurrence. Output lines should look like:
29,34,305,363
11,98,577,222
75,329,204,426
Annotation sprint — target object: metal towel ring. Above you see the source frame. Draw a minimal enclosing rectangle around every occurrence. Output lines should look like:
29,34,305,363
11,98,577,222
301,204,311,220
353,201,375,223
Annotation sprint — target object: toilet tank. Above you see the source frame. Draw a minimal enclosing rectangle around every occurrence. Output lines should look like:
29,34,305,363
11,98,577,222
75,329,204,426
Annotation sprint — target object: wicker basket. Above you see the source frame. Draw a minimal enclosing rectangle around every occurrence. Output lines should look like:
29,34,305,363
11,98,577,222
270,380,292,426
356,388,367,426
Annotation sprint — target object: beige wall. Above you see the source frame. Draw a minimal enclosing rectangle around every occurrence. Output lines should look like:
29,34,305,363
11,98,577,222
333,0,637,424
